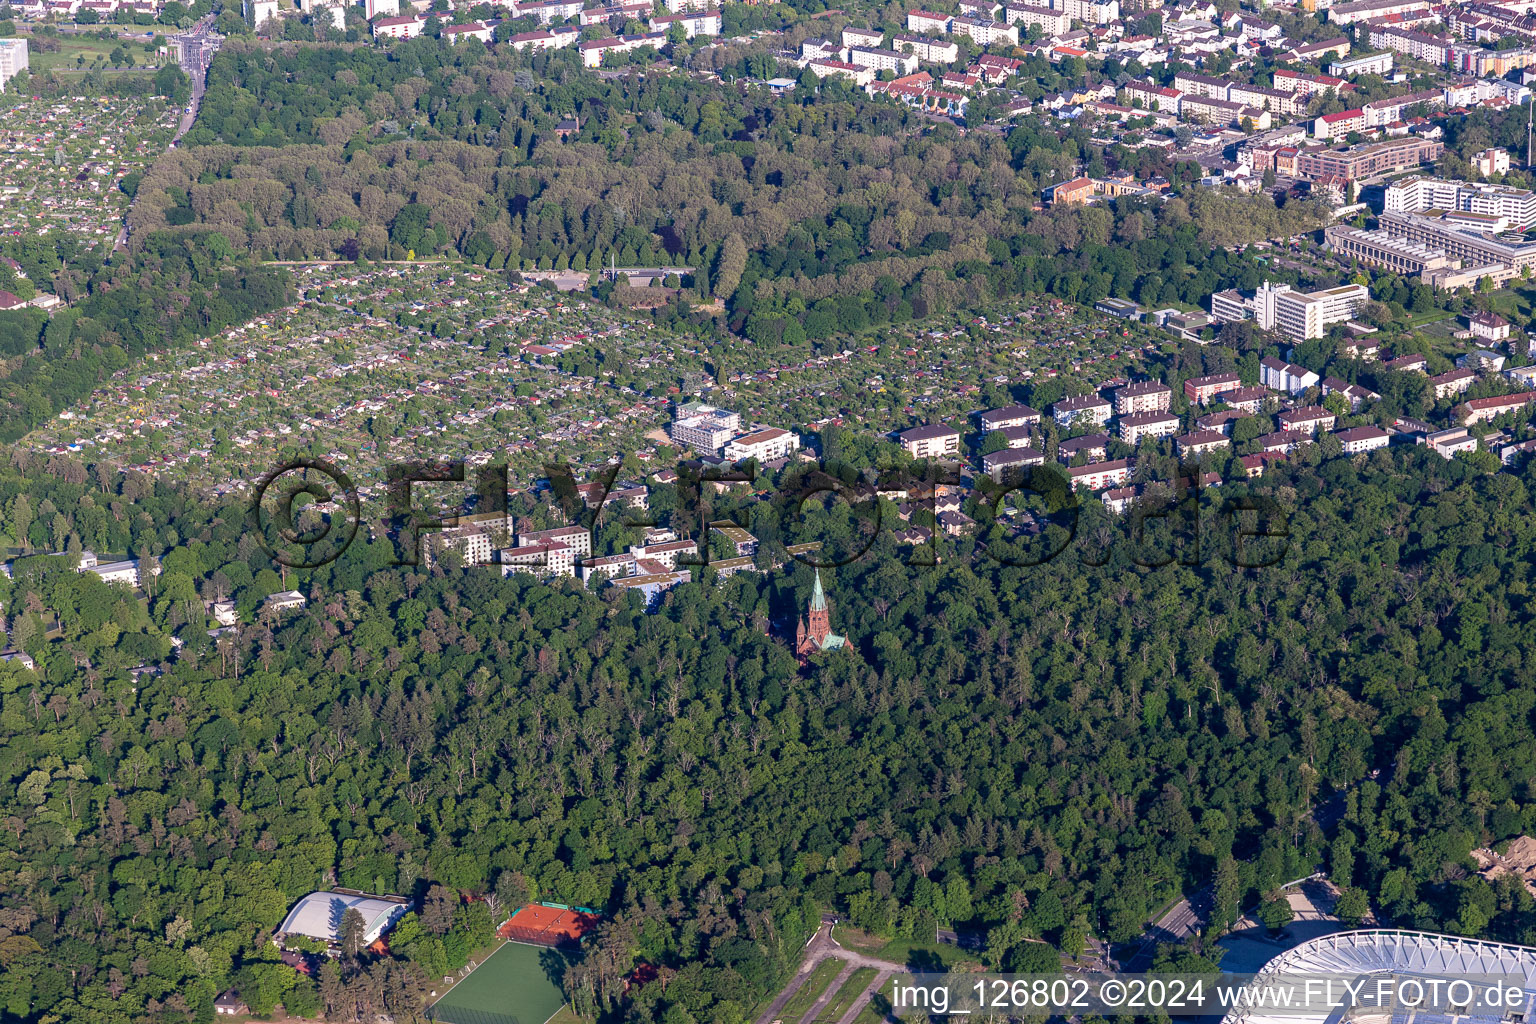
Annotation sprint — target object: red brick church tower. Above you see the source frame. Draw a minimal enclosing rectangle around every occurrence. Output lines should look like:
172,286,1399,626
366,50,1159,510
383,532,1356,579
795,570,846,663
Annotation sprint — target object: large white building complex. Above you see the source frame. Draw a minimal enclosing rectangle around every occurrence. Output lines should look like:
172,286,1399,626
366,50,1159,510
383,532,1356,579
1224,930,1536,1024
1384,177,1536,227
1210,281,1369,341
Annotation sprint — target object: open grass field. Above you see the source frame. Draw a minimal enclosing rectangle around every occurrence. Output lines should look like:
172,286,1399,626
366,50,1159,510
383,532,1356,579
20,31,162,74
829,928,971,971
816,966,877,1022
429,941,573,1024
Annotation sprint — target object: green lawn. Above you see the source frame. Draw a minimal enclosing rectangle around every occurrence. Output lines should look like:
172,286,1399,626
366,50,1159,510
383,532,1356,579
817,967,877,1022
778,958,845,1022
430,941,573,1024
22,32,161,74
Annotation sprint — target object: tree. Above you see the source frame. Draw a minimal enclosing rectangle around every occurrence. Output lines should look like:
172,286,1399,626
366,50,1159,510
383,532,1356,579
340,908,367,957
1334,888,1368,927
713,233,747,301
1259,894,1294,935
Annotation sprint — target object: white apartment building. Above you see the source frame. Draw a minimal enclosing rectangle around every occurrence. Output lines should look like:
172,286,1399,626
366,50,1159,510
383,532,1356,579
1118,411,1181,445
1329,51,1393,77
669,403,741,454
849,45,920,75
363,0,398,18
1260,356,1322,394
724,427,801,463
894,34,959,63
842,26,884,48
950,16,1019,45
898,423,962,458
1114,380,1173,415
806,59,875,86
501,541,577,577
1052,394,1113,427
1003,3,1070,34
513,0,582,22
978,404,1041,432
1384,176,1536,225
1055,0,1119,25
650,10,720,37
519,525,592,559
905,9,951,32
1211,281,1368,342
0,40,26,92
664,0,714,11
437,528,494,566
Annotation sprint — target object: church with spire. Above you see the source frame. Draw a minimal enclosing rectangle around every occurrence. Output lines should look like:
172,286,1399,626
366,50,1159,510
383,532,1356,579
795,570,847,663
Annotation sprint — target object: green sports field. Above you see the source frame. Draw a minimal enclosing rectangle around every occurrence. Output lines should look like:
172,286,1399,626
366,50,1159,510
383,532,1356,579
430,941,574,1024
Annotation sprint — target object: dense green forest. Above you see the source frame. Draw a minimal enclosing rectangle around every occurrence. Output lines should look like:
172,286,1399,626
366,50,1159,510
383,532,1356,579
2,438,1536,1022
133,37,1337,350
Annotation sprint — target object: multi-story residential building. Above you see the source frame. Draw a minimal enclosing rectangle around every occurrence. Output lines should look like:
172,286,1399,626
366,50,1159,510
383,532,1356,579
1363,88,1443,128
1114,380,1173,415
806,59,875,85
1261,356,1322,394
1384,176,1536,225
1212,281,1368,342
1329,51,1394,76
724,427,800,463
650,10,721,36
950,15,1019,45
500,540,577,577
1273,69,1346,95
841,25,884,48
905,9,951,33
669,403,741,455
0,40,26,92
1327,0,1427,25
1125,79,1183,112
1429,368,1477,400
1175,429,1230,457
1055,0,1119,26
1368,25,1452,65
1458,392,1536,425
373,13,427,38
578,31,666,66
1173,70,1230,99
1335,425,1391,454
1052,394,1113,427
1320,377,1380,411
978,404,1042,432
519,524,592,559
1278,406,1336,434
1184,372,1242,405
982,446,1046,482
1217,386,1268,413
1003,2,1070,34
1057,432,1110,464
1475,148,1512,177
1313,107,1366,140
894,33,960,63
1066,458,1134,492
1228,82,1303,116
848,45,920,76
1118,411,1181,445
898,423,962,459
514,0,582,22
1295,138,1442,182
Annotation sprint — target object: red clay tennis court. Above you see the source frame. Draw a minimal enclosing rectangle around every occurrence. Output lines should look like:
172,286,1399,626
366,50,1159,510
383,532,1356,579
497,904,599,948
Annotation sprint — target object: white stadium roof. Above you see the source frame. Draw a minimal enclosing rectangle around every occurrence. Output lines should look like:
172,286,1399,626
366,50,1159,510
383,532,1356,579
276,891,409,946
1225,930,1536,1024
